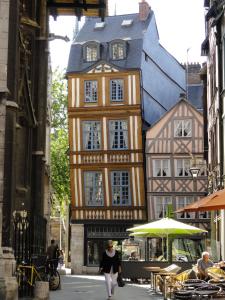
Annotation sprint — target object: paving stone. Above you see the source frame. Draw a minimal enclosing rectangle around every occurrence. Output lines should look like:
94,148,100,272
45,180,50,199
48,274,164,300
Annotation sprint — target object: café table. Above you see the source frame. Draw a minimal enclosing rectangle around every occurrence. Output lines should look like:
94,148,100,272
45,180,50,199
144,266,162,293
157,271,177,300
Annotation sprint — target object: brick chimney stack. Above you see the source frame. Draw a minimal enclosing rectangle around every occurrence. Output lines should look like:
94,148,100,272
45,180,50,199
139,0,151,21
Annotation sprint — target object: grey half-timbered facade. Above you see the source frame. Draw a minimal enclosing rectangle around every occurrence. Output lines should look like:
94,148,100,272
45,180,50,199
146,98,208,222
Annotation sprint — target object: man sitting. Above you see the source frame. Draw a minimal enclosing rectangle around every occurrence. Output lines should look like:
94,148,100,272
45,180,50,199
197,251,214,281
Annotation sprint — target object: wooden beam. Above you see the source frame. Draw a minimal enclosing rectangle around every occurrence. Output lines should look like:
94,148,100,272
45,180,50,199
47,2,106,10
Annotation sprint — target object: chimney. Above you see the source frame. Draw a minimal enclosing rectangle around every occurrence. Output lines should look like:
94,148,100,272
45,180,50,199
139,0,151,21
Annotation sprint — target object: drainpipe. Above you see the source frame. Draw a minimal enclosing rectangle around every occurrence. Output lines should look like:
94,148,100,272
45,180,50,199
216,20,223,190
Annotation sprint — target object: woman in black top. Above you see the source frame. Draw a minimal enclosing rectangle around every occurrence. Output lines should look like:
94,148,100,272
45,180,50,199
99,240,121,300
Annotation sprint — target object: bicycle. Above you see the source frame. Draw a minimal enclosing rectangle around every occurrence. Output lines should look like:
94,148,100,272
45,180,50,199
16,257,60,292
16,261,46,296
45,258,61,291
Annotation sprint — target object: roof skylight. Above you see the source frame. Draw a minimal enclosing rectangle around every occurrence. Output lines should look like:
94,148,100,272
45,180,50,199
121,19,133,27
94,22,105,29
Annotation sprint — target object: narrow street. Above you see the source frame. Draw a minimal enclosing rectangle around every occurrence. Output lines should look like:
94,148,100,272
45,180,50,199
49,275,163,300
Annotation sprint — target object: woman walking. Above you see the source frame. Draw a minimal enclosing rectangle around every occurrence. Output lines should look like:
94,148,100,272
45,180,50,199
99,240,121,300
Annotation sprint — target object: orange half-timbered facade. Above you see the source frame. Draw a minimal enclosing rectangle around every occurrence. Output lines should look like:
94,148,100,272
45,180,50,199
67,65,146,272
66,1,186,272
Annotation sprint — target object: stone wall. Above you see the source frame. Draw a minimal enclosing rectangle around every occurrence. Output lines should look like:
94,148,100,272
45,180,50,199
70,224,84,274
0,0,9,92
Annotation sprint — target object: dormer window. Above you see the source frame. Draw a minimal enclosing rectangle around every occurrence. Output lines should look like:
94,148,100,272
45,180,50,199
110,40,126,60
84,42,100,62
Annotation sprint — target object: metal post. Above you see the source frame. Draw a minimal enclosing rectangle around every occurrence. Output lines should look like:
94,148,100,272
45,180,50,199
59,213,62,250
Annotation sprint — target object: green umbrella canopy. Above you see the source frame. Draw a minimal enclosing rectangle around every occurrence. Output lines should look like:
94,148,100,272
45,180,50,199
127,217,207,237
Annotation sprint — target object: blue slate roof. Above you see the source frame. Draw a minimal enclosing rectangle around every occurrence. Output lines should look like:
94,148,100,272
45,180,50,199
75,13,153,42
67,39,143,73
188,85,203,110
67,11,186,125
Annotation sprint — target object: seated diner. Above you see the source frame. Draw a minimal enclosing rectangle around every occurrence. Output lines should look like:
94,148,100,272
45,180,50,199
196,251,214,281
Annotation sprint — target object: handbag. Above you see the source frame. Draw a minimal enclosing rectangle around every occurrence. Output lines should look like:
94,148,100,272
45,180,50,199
117,272,125,287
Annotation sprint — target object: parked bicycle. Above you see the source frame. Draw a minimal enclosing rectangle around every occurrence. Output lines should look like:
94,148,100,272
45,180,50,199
16,256,60,293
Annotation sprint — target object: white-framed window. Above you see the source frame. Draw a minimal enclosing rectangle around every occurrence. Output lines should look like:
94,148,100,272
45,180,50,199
110,79,124,102
111,171,130,206
176,196,195,219
84,172,104,206
174,119,192,137
83,121,101,150
196,159,207,176
112,43,125,60
109,120,128,150
86,44,98,62
153,159,170,177
175,159,191,177
155,196,172,219
199,211,211,219
84,80,98,102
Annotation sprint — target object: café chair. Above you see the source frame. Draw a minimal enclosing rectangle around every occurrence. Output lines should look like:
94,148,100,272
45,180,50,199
194,283,221,299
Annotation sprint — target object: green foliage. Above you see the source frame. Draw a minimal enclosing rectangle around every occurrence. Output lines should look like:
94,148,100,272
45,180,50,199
166,204,174,218
51,68,68,132
50,68,70,217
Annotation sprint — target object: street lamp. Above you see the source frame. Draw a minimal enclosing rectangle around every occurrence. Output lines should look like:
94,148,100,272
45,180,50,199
189,166,200,179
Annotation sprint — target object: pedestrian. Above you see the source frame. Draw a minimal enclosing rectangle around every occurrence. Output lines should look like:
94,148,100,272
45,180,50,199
99,240,122,300
46,239,60,275
197,251,214,280
58,249,64,269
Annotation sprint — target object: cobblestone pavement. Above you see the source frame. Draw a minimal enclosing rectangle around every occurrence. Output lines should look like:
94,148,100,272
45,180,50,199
49,275,164,300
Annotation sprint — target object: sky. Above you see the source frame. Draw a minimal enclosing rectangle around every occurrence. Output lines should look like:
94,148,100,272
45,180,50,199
49,0,206,71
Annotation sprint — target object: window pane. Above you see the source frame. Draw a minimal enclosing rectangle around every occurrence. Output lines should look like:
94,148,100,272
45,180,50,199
176,197,194,219
83,121,101,150
110,79,124,102
174,121,183,137
153,159,170,177
111,171,130,205
176,159,191,177
183,120,191,137
112,43,125,60
84,172,103,206
86,45,98,62
109,120,128,150
84,81,98,102
155,196,172,219
174,120,192,137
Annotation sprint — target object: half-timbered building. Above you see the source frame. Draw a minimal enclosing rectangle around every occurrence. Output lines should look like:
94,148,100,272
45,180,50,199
145,97,208,260
67,0,186,273
200,0,225,260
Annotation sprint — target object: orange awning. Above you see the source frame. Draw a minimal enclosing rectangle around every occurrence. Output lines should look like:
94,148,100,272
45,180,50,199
176,189,225,213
